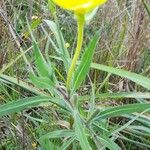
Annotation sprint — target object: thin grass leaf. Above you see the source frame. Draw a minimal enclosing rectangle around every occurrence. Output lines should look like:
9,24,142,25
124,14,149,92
60,136,76,150
111,110,148,138
97,135,121,150
39,138,56,150
124,114,150,128
23,18,42,39
142,0,150,16
27,18,53,77
33,42,53,78
118,135,150,149
0,96,70,116
73,31,100,91
91,63,150,90
128,125,150,134
44,20,70,71
95,103,150,120
79,92,150,102
0,74,46,96
40,130,75,140
27,19,57,84
32,42,57,88
0,96,50,116
95,92,150,99
74,110,92,150
29,73,55,89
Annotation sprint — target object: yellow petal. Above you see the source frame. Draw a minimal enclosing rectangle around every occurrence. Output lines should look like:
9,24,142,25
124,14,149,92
53,0,107,14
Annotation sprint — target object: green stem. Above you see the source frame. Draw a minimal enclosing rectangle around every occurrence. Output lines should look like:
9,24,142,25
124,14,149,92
66,14,85,90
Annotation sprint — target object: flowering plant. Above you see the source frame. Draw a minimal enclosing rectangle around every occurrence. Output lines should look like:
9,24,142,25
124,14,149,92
0,0,150,150
53,0,108,90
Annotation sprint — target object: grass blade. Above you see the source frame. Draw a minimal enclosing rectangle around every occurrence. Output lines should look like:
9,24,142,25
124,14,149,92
33,42,53,78
60,136,76,150
0,74,46,96
0,96,50,116
29,74,55,89
142,0,150,16
97,135,121,150
79,92,150,101
40,130,75,140
95,103,150,120
0,96,71,116
91,63,150,90
44,20,70,71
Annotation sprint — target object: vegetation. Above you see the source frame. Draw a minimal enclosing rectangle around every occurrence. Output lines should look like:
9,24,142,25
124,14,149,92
0,0,150,149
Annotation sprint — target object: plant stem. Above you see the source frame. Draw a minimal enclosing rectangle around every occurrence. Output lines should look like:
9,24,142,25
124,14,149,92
66,14,85,90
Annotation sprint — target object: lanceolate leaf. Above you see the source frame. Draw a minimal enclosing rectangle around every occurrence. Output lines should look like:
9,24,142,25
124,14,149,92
60,136,76,150
79,92,150,101
27,19,55,80
33,42,53,77
0,74,47,96
40,130,75,140
0,96,50,116
29,73,55,89
73,31,100,92
91,63,150,90
94,103,150,121
95,92,150,99
97,135,121,150
0,96,69,116
44,20,70,71
74,110,92,150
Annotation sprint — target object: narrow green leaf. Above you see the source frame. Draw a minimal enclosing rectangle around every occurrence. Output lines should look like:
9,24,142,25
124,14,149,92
33,42,53,77
23,18,42,39
128,125,150,134
142,0,150,16
91,63,150,90
74,111,92,150
0,96,70,116
44,20,70,71
95,103,150,120
97,135,121,150
27,18,55,81
79,92,150,101
95,92,150,99
60,136,76,150
40,130,75,140
48,0,56,15
39,138,55,150
124,114,150,128
0,74,47,96
0,96,50,116
29,74,55,89
73,31,100,91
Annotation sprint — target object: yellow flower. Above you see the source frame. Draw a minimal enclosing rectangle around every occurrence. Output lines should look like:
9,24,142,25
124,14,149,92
31,142,37,149
31,16,38,20
53,0,107,14
65,42,70,48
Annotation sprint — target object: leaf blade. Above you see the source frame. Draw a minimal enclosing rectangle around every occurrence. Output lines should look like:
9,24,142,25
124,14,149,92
0,96,70,116
44,20,70,71
91,63,150,90
95,103,150,120
74,111,92,150
0,96,50,116
79,92,150,101
73,31,100,91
